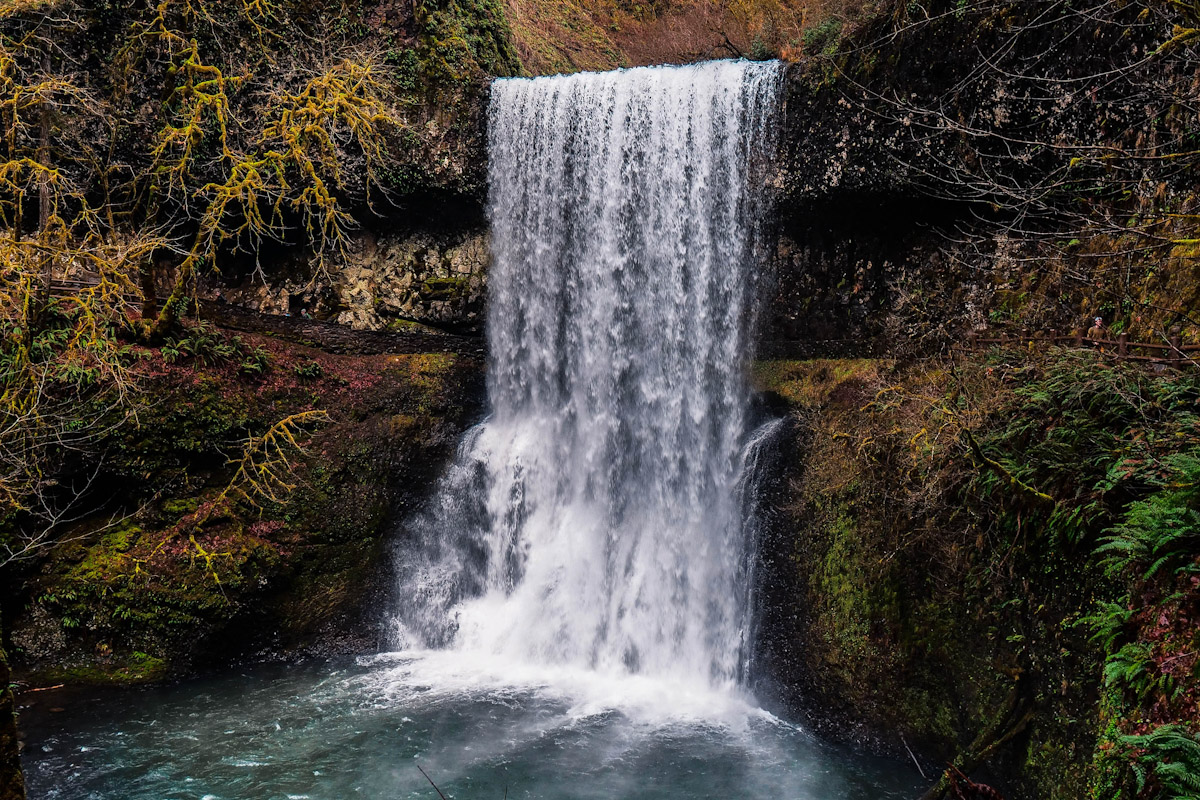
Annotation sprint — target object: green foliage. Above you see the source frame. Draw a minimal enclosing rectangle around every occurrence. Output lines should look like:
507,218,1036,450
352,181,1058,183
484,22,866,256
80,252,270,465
1098,454,1200,581
748,33,774,60
1,0,512,345
238,346,271,376
801,17,841,54
1102,642,1180,704
974,351,1200,547
159,323,277,377
753,356,1110,798
293,359,323,380
161,322,240,365
1063,376,1200,800
1080,600,1134,653
1116,725,1200,800
109,374,252,486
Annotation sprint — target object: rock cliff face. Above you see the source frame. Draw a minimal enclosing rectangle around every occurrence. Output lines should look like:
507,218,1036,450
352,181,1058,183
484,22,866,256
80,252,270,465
765,196,973,352
333,228,489,332
765,56,979,350
203,224,490,335
768,0,1195,349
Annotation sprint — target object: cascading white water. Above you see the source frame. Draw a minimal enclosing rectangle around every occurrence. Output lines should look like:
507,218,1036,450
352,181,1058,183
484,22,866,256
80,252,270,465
392,59,782,694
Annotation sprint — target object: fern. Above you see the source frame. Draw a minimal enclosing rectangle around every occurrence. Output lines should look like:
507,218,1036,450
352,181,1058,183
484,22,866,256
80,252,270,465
1080,600,1133,652
1104,642,1154,698
1102,642,1180,703
1099,454,1200,581
161,321,245,366
1118,725,1200,800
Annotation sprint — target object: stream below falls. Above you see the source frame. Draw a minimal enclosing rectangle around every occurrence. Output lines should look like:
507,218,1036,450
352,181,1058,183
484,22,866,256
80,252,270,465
19,654,923,799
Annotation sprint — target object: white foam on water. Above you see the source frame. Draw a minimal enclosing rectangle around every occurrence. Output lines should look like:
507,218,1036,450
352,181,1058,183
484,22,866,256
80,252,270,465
357,650,777,732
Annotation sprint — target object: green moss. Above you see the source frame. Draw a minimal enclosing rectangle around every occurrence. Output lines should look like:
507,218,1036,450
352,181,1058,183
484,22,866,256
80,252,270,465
418,276,471,301
101,522,141,553
40,523,242,629
108,374,252,489
766,353,1136,795
415,0,521,86
811,506,888,668
10,337,481,685
161,498,200,516
384,318,440,334
38,651,168,686
752,358,886,407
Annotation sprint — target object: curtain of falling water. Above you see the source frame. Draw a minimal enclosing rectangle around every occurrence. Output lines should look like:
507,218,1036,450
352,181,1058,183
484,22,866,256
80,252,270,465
392,60,782,692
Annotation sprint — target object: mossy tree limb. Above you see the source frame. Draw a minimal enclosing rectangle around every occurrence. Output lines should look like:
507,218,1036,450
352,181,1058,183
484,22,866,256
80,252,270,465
963,427,1057,509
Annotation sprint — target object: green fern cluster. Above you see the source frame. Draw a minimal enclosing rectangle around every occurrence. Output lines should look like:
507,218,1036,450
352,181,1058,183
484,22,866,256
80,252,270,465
161,323,238,365
969,351,1200,798
1102,641,1184,705
974,350,1200,547
1099,454,1200,582
160,322,270,375
1086,449,1200,798
1118,725,1200,800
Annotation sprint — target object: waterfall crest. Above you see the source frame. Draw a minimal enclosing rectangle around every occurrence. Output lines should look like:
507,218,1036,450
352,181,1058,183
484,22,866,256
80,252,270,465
392,60,782,692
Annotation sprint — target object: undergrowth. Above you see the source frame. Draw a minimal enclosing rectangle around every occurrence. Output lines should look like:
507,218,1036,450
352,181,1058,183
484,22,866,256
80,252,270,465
968,349,1200,799
758,349,1199,799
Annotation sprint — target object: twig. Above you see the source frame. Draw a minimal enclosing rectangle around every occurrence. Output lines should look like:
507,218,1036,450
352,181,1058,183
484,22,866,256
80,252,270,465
416,765,450,800
20,683,65,694
902,733,929,779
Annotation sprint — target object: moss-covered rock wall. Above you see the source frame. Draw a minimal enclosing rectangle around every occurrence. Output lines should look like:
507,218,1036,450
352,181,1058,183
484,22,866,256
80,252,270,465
752,352,1200,798
3,327,485,686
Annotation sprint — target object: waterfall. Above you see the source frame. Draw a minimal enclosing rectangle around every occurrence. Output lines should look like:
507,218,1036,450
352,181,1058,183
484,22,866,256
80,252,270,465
391,60,782,693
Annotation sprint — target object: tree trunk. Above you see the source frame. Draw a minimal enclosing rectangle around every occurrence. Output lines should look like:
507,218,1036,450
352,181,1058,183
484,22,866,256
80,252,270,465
140,258,160,321
148,256,196,340
0,611,26,800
